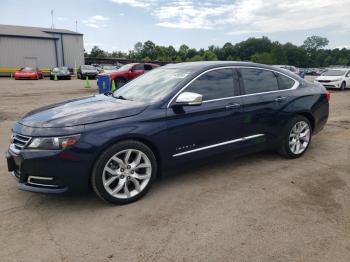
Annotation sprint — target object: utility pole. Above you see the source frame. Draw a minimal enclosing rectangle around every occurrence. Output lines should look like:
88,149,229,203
51,10,54,29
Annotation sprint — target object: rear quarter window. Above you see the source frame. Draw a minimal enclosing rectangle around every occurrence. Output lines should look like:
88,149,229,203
276,73,296,90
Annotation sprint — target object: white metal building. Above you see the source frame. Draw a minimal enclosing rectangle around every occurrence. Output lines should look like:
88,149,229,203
0,24,84,74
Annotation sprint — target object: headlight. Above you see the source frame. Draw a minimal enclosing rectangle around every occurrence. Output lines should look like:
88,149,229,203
27,135,80,150
332,78,342,82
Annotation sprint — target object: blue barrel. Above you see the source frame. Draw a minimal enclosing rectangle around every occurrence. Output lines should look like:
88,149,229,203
97,75,111,93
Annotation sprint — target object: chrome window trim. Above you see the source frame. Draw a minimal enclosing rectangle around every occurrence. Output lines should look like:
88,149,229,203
167,66,299,108
172,134,264,157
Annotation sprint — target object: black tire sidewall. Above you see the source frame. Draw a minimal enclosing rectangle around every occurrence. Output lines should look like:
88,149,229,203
341,82,346,90
92,140,157,204
281,116,312,158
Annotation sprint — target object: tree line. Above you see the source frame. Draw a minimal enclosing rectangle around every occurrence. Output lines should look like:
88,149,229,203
85,36,350,68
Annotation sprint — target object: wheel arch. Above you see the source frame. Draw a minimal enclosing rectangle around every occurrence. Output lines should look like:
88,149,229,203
88,135,163,188
297,112,315,132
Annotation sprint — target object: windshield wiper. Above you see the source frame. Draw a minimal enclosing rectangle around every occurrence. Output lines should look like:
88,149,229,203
115,95,127,100
111,93,128,100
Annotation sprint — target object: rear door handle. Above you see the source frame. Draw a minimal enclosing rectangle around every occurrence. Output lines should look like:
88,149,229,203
274,96,287,102
225,103,241,110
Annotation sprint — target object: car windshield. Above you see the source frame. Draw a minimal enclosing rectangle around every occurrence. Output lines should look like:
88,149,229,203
21,67,34,72
81,65,95,70
118,64,133,71
113,68,192,103
60,67,68,71
102,66,117,70
322,69,346,76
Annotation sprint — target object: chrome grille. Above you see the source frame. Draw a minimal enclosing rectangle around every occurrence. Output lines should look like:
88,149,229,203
11,133,31,151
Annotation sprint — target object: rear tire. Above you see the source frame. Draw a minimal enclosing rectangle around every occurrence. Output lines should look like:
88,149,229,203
278,116,312,158
91,140,157,205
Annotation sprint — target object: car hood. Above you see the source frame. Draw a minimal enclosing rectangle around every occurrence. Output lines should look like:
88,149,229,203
19,95,148,128
316,76,344,81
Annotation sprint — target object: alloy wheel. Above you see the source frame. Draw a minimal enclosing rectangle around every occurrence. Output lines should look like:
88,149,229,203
102,149,152,199
289,121,311,155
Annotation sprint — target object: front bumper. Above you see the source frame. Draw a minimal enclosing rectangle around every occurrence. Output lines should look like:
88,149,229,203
315,80,342,89
6,147,92,194
15,75,37,80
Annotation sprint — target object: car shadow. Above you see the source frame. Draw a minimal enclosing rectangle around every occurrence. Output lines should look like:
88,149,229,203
21,150,282,210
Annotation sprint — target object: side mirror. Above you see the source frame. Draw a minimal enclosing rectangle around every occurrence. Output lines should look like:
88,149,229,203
175,92,203,106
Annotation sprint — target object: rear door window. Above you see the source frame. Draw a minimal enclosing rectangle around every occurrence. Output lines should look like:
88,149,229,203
184,68,236,101
239,68,279,94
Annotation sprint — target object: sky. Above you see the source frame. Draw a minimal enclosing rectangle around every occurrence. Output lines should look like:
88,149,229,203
1,0,349,52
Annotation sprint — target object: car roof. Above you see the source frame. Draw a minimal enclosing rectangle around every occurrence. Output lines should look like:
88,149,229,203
163,61,299,78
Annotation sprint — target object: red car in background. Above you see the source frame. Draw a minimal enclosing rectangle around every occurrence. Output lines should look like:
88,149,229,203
98,63,159,88
14,67,43,80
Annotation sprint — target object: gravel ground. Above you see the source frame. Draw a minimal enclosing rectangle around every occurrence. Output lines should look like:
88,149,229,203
0,78,349,262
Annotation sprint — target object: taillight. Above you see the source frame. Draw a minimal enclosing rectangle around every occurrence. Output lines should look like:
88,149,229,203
325,91,331,102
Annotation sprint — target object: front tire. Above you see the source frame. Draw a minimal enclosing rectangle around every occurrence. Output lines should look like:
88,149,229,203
340,82,346,90
278,116,312,158
91,140,157,204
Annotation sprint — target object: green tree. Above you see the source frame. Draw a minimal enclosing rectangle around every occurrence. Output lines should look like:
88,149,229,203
178,45,190,61
302,36,329,53
236,37,272,60
336,57,349,65
133,42,143,59
141,41,157,60
271,43,288,64
250,53,274,64
283,43,309,67
187,55,203,62
86,35,348,67
90,46,107,58
203,50,217,61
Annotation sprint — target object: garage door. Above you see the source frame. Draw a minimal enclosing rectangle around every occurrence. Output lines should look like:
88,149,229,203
24,57,38,68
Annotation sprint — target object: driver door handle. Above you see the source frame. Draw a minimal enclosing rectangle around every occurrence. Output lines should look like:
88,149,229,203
225,103,241,110
275,96,287,102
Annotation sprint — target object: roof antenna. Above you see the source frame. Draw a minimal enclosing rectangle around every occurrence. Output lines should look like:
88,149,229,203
51,9,54,29
75,20,78,32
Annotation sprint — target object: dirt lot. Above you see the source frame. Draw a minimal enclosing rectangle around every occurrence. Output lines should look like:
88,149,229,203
0,78,349,262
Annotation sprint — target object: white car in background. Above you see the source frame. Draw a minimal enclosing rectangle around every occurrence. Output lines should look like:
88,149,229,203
315,68,350,90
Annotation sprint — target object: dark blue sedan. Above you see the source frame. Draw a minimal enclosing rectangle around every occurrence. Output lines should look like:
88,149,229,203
6,62,330,204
